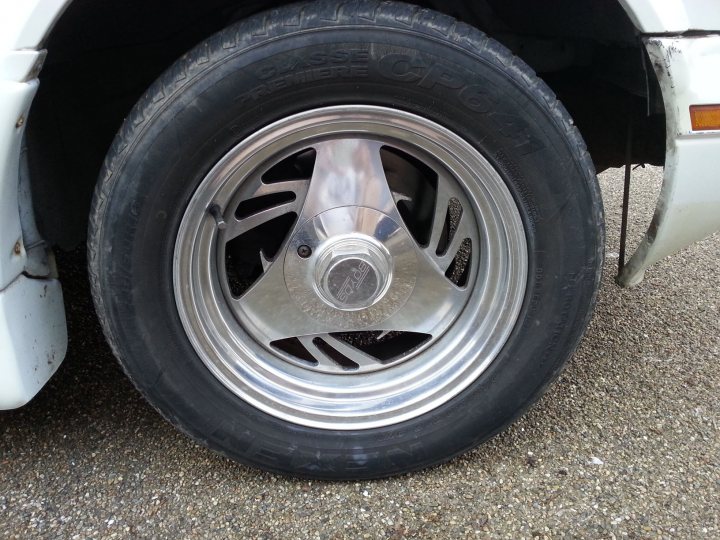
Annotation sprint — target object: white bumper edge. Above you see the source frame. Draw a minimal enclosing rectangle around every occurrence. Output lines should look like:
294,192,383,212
618,35,720,287
0,275,67,409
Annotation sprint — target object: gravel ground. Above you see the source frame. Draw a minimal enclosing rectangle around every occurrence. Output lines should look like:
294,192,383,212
1,166,718,539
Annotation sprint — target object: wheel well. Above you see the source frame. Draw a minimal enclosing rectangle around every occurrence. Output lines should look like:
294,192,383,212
27,0,665,248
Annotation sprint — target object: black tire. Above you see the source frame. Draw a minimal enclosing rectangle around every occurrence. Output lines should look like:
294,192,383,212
88,0,603,479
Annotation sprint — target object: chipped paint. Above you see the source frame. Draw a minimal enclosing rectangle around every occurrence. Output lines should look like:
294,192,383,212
0,275,67,409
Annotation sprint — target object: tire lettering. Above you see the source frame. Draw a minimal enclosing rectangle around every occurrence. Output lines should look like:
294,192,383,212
418,64,464,90
458,85,495,113
377,53,423,82
376,53,545,154
237,64,369,104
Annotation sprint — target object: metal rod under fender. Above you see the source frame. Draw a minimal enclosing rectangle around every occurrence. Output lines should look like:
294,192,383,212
618,120,633,274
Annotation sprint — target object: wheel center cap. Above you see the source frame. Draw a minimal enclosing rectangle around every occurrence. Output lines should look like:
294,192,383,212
315,238,391,311
284,206,416,328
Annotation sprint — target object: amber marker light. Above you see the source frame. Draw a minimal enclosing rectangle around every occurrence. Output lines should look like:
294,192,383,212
690,104,720,131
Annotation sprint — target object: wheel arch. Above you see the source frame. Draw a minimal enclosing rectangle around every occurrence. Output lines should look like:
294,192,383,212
22,0,664,249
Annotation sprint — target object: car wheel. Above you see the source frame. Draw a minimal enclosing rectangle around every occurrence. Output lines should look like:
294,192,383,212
88,0,603,479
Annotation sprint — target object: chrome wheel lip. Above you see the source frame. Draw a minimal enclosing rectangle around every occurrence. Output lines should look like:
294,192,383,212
174,105,527,430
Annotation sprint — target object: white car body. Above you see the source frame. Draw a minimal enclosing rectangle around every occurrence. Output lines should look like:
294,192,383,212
1,0,719,409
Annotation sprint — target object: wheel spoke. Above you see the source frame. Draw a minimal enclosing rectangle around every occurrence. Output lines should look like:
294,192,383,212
222,178,309,242
296,335,385,372
230,264,327,343
224,199,300,240
368,262,466,336
424,174,475,272
428,180,455,253
298,334,368,373
320,335,385,368
252,179,310,198
434,213,471,272
300,139,397,218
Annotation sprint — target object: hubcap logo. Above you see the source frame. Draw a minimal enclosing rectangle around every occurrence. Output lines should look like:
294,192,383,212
326,258,379,308
336,261,371,303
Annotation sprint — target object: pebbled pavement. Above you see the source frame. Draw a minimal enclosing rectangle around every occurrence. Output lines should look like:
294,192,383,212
1,166,718,539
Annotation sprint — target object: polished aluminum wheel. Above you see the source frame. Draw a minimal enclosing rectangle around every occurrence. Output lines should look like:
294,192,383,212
174,106,527,429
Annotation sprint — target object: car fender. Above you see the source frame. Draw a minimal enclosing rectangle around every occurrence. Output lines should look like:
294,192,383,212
0,1,70,409
619,0,720,33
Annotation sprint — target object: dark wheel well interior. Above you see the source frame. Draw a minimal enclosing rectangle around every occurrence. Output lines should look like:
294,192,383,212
27,0,665,248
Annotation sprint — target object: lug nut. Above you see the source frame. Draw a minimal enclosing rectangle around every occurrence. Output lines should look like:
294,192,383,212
297,245,312,258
